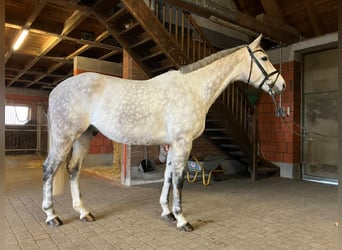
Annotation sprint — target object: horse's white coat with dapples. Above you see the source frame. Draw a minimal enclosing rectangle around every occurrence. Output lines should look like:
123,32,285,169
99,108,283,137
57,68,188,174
43,35,285,231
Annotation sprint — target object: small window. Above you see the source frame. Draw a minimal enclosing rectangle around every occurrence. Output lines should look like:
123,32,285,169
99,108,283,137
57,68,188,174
5,105,31,125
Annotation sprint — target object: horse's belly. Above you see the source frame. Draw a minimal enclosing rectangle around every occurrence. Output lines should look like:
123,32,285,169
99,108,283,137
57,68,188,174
92,119,166,145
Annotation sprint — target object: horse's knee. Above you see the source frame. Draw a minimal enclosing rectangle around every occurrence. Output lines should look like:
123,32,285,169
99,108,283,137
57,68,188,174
67,163,80,180
42,163,54,182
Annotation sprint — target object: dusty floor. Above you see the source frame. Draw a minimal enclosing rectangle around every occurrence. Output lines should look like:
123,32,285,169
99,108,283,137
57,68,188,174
5,155,339,249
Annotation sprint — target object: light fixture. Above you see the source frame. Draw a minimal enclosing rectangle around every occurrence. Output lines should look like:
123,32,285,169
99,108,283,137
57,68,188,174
13,29,29,50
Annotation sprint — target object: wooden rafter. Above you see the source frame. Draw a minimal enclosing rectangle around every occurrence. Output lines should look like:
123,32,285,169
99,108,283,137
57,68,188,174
5,0,47,63
301,0,323,35
163,0,300,44
259,0,283,20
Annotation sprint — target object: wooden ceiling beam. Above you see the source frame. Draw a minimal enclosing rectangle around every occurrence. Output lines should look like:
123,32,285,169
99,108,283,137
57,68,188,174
61,10,88,36
25,30,113,88
301,0,323,35
8,38,62,86
163,0,300,44
259,0,283,20
5,23,122,52
5,0,47,63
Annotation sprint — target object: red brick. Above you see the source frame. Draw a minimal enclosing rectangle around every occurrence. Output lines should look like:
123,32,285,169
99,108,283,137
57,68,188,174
103,138,112,146
263,103,273,113
271,122,282,132
272,152,284,162
95,137,104,146
287,142,300,154
270,142,286,153
259,132,273,142
89,146,99,154
272,132,285,142
284,132,294,143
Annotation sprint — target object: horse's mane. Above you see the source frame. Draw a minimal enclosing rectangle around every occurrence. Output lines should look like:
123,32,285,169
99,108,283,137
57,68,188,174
179,45,247,74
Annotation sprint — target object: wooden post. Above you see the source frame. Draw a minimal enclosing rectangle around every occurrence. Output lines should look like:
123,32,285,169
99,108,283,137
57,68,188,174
251,105,257,181
112,141,122,176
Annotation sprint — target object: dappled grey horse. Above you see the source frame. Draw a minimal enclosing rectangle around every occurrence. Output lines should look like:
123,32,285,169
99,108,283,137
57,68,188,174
42,35,285,231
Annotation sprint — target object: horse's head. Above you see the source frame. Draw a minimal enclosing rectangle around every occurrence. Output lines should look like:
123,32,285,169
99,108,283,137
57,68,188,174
245,34,285,95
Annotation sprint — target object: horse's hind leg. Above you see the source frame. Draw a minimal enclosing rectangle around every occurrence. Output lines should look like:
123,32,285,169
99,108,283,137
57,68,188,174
67,127,96,222
42,142,72,226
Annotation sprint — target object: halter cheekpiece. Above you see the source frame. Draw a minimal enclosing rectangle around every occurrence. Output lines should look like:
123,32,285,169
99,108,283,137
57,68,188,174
246,46,280,94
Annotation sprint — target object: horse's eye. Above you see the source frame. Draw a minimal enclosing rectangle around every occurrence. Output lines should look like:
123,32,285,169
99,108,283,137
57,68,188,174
261,56,268,61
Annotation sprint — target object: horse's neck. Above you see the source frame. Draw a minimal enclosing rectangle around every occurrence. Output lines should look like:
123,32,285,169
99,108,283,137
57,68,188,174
187,49,245,112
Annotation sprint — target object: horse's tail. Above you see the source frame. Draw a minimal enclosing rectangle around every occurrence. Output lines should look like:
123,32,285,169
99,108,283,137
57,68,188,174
45,109,67,196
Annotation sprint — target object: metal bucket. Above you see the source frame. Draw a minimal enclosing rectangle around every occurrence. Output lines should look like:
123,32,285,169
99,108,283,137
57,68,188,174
138,146,155,172
139,159,155,172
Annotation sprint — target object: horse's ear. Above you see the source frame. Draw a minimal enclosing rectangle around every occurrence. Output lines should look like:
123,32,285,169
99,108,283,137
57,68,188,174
249,34,263,49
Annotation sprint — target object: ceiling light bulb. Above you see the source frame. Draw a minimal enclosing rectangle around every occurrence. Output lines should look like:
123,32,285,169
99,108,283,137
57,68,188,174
13,29,29,50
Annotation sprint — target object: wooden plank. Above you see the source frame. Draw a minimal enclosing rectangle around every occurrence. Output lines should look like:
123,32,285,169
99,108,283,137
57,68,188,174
121,0,188,67
260,0,283,20
61,10,88,35
301,0,324,35
163,0,300,44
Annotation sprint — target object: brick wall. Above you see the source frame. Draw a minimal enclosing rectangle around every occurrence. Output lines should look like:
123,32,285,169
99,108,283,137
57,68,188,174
257,61,302,164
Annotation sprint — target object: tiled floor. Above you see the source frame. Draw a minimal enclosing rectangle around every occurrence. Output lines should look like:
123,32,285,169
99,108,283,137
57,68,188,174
5,155,338,249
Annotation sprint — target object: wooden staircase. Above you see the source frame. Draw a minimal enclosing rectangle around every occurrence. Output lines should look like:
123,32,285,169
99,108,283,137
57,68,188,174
92,0,214,77
208,83,280,180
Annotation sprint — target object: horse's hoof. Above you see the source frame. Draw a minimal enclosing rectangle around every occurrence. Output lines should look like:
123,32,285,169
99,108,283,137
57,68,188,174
46,217,63,227
161,213,176,221
80,213,96,222
177,222,194,232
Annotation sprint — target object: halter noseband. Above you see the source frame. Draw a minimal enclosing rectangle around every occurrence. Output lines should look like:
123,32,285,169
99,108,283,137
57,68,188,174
246,46,280,94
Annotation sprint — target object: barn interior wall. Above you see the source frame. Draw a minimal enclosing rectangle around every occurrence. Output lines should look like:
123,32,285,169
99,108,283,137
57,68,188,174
5,88,49,155
261,33,338,179
257,60,302,178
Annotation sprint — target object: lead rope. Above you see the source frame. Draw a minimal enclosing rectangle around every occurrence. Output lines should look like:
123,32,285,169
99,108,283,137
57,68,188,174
270,94,336,140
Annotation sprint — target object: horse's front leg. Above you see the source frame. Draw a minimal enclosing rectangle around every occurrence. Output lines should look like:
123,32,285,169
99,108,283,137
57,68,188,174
160,159,176,221
160,140,193,231
172,159,193,231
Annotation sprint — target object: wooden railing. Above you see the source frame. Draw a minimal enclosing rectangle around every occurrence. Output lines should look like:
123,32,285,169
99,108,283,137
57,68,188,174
148,0,216,63
212,82,258,180
5,103,48,154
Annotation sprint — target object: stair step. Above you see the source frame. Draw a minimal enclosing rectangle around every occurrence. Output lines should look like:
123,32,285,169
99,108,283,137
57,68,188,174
141,51,164,61
219,144,240,150
257,167,280,173
206,119,220,123
229,151,245,157
209,136,233,140
205,128,226,132
118,22,140,36
130,37,153,49
150,63,174,74
107,6,128,22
